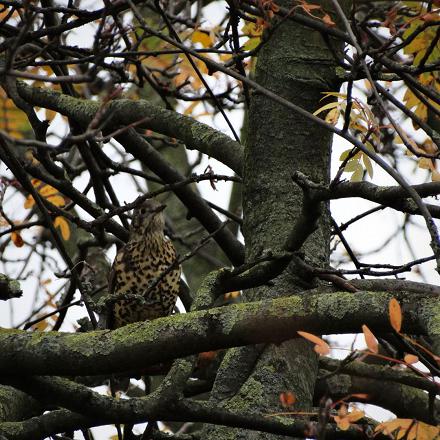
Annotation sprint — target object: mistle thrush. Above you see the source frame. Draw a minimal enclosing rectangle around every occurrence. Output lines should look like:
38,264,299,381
108,199,181,329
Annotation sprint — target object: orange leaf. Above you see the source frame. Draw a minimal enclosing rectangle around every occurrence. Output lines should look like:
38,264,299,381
224,291,240,300
322,13,335,27
362,325,378,354
334,405,364,431
350,393,369,400
389,298,402,332
198,351,217,362
404,354,419,365
334,405,349,430
298,331,330,355
279,391,296,408
11,231,24,247
347,409,365,423
314,344,330,356
335,416,350,431
376,419,440,440
45,108,57,122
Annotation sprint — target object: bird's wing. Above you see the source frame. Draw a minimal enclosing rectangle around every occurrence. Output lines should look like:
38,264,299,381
108,243,131,294
106,245,128,330
107,252,119,295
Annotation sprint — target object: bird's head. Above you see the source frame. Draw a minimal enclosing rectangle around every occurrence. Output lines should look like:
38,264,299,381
130,199,166,238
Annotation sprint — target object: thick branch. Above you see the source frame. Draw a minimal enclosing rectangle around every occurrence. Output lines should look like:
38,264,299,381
350,279,440,296
319,372,438,424
0,291,435,377
0,397,383,440
317,180,440,218
320,357,438,394
0,386,42,423
16,81,243,175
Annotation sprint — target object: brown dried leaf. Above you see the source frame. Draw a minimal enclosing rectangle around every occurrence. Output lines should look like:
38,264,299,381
11,231,24,247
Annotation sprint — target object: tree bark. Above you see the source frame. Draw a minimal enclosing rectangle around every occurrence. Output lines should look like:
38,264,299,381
202,2,349,438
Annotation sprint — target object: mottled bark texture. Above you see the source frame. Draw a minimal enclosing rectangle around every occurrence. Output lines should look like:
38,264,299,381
202,2,348,438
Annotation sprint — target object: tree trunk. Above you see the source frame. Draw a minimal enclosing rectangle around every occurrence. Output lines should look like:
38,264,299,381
202,2,348,438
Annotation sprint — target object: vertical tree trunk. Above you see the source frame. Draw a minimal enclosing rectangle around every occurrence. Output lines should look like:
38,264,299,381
202,2,348,438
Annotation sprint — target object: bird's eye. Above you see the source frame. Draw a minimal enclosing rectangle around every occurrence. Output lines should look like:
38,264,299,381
140,208,146,214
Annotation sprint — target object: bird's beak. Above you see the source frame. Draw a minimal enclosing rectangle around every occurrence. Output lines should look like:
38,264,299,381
154,204,166,213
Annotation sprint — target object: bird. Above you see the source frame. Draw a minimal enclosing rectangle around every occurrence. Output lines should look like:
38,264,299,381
107,198,181,329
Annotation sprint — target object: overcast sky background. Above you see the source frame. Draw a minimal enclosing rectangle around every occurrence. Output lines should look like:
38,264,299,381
0,1,438,438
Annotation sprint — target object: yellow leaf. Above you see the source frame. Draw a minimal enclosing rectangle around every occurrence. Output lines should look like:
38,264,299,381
349,120,368,133
11,231,24,247
362,325,378,354
32,318,49,331
54,216,71,241
313,101,340,116
243,37,260,51
24,195,35,209
339,149,351,161
419,157,433,170
350,164,364,182
191,30,213,48
47,195,66,207
219,53,232,62
343,159,360,173
183,101,199,116
325,107,340,125
422,139,438,155
39,184,59,198
45,108,57,122
389,298,402,332
415,102,428,124
23,149,40,165
403,88,419,110
321,91,347,100
362,154,373,178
